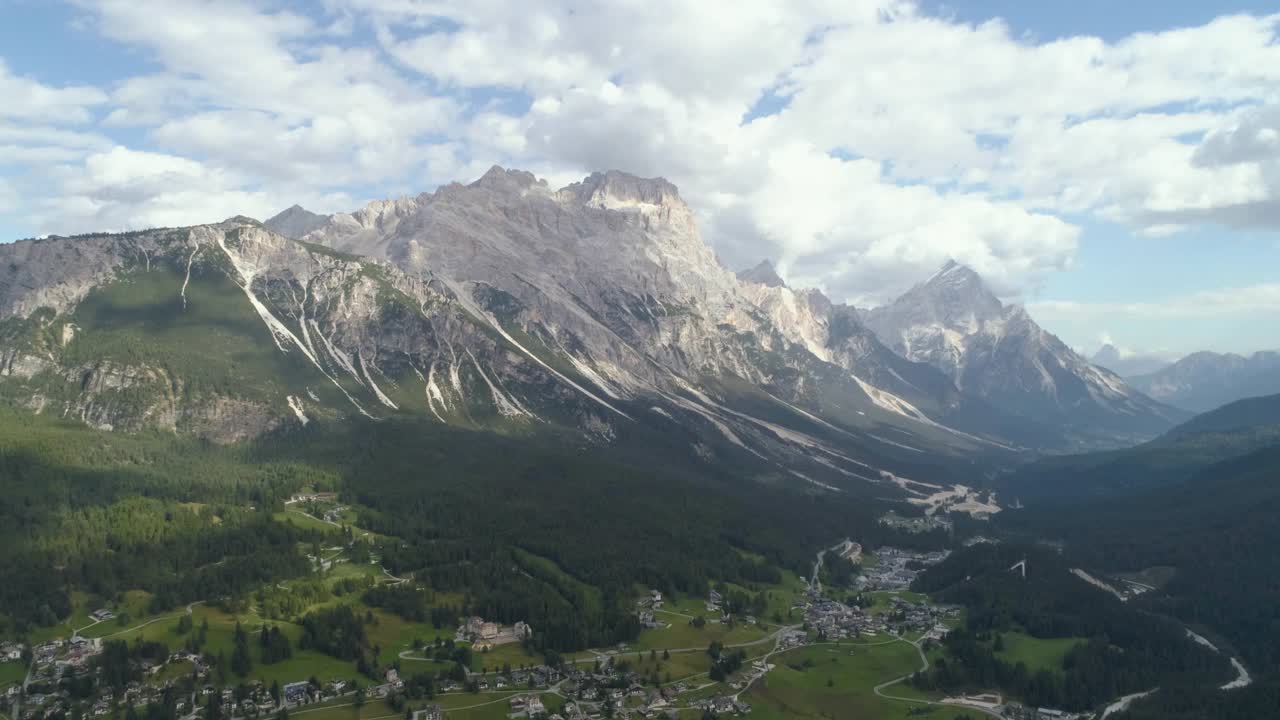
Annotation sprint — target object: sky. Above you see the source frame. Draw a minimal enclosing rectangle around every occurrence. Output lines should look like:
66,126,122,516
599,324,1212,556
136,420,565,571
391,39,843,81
1,1,1279,358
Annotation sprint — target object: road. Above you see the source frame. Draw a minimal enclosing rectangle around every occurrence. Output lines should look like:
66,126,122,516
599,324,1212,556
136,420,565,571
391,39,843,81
398,623,800,673
871,637,1004,720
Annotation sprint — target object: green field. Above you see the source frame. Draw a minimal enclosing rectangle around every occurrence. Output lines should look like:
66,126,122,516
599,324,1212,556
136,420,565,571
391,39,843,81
992,632,1083,673
631,612,769,652
469,642,541,673
0,661,27,688
287,690,541,720
746,641,939,720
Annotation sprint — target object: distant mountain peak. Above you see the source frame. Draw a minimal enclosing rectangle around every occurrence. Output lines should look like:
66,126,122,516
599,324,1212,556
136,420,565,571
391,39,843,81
737,260,787,288
471,165,543,191
890,260,1003,329
264,204,330,239
1090,343,1177,378
920,260,988,294
863,262,1182,442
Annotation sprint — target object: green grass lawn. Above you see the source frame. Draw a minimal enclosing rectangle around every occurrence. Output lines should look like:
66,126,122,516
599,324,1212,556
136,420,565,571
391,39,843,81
276,509,344,534
108,603,357,686
29,589,164,643
630,613,768,652
469,642,541,673
746,641,933,720
365,608,452,658
992,632,1083,674
0,661,27,688
287,692,527,720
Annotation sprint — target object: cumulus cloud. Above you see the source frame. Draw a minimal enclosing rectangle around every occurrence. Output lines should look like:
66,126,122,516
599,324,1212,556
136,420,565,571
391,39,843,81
0,0,1278,313
0,58,106,124
31,146,350,235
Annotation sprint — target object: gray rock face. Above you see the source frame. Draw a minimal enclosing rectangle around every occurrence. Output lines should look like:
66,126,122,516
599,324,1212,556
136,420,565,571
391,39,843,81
863,261,1185,444
1,166,1167,486
264,205,331,240
1128,350,1280,412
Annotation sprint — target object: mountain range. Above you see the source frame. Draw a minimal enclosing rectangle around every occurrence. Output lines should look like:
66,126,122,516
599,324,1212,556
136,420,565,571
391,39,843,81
0,167,1187,493
1126,350,1280,413
861,261,1185,445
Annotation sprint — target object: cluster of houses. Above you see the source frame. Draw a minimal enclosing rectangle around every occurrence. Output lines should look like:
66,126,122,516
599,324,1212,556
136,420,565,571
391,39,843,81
635,590,665,630
536,660,706,719
457,617,533,651
805,587,959,641
444,665,563,694
1,641,24,663
4,628,407,720
861,547,950,590
284,491,338,505
689,695,752,716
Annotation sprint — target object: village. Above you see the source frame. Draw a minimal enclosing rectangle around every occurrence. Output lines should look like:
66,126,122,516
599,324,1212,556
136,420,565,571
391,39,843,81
0,541,1098,720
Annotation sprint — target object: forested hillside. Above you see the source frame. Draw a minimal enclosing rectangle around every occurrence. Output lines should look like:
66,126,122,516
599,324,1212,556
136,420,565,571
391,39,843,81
0,404,935,651
989,444,1280,718
910,543,1229,712
994,395,1280,503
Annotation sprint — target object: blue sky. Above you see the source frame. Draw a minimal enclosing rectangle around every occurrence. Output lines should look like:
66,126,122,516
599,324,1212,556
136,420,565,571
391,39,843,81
1,0,1278,358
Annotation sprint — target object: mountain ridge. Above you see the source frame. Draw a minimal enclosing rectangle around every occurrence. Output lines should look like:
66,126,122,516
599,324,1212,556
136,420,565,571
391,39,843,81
862,260,1185,447
0,170,1042,504
1128,349,1280,412
1,167,1180,500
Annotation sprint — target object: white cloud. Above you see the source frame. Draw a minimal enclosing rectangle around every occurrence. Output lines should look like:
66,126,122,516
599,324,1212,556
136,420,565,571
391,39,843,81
1029,283,1280,320
0,58,106,124
33,146,349,235
73,0,460,189
1,0,1278,318
0,177,15,214
731,142,1080,303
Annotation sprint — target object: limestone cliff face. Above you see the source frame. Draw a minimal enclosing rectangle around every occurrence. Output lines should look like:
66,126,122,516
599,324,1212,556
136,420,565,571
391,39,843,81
2,168,1095,488
0,218,622,442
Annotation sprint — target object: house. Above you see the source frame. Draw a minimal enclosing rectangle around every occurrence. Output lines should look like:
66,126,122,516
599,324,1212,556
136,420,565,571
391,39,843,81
283,681,310,706
462,616,494,639
90,609,115,622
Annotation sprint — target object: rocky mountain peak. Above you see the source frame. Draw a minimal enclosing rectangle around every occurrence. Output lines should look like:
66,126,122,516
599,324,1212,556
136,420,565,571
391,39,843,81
471,165,544,193
919,260,995,300
886,260,1004,332
1093,343,1123,367
862,262,1182,442
264,204,330,240
561,170,684,211
737,260,787,288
